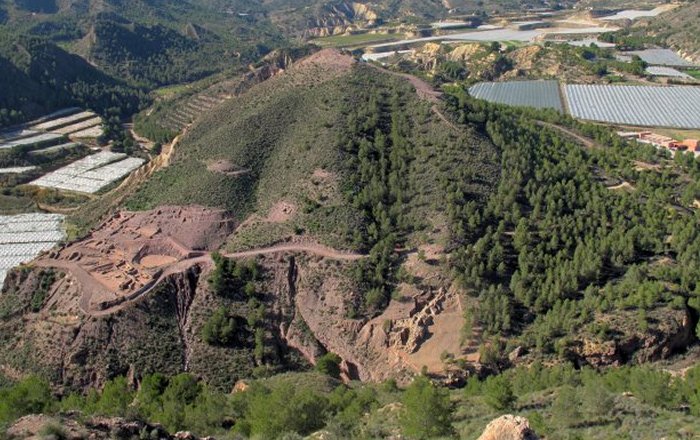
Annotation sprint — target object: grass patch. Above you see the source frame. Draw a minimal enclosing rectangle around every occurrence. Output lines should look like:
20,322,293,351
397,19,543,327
312,32,405,48
153,83,191,98
686,69,700,80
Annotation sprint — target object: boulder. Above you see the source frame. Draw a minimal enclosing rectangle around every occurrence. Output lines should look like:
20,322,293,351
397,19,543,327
477,415,539,440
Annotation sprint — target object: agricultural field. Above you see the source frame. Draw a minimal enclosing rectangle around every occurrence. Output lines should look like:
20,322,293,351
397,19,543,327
616,49,696,67
312,32,406,48
599,6,672,21
0,108,104,154
564,84,700,128
645,66,693,79
0,213,65,285
468,80,564,111
0,166,36,174
30,152,145,194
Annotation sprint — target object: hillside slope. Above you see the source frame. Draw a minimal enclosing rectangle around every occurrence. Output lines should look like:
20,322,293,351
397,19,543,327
1,0,284,88
1,49,501,392
0,30,145,126
641,1,700,62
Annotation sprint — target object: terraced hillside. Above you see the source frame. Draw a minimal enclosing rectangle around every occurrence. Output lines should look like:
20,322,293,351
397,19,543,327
134,48,314,142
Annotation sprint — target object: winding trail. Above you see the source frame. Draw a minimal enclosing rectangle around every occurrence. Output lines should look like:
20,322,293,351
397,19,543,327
41,242,365,317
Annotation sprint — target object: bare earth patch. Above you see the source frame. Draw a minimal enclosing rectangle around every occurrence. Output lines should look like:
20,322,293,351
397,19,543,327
266,201,297,223
36,206,235,313
205,159,250,176
634,160,662,171
140,254,178,268
406,289,464,373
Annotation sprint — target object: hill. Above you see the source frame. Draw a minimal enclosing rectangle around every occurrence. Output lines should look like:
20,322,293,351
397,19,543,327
1,49,501,393
640,1,700,63
4,0,285,88
598,1,700,63
0,30,145,126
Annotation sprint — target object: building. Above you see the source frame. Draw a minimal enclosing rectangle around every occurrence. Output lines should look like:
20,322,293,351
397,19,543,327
682,139,699,152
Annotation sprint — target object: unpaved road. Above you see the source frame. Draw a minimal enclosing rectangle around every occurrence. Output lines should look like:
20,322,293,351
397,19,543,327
40,242,365,316
536,120,599,149
223,243,364,261
368,63,442,103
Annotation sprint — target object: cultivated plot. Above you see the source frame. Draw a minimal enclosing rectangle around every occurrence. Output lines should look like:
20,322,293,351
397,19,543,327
53,117,103,135
0,108,103,152
30,151,145,194
0,133,66,150
600,6,670,21
565,84,700,129
646,66,692,79
0,166,37,174
617,49,695,67
28,142,81,156
0,213,65,286
31,111,96,131
469,80,564,111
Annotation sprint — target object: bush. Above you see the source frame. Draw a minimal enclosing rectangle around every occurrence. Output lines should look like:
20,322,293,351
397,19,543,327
483,375,516,411
202,307,237,346
0,376,53,428
39,422,67,440
94,377,134,416
237,383,329,439
315,353,342,379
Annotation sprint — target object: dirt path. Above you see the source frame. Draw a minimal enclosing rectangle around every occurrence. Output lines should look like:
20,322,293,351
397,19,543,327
366,63,468,136
367,63,442,103
43,242,365,316
223,243,364,261
536,120,599,149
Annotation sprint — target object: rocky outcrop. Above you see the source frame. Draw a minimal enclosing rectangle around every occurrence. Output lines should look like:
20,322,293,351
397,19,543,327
300,2,379,38
477,415,539,440
388,288,448,354
568,306,695,368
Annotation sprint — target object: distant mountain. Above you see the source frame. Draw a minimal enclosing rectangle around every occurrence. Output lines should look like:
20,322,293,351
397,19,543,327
2,0,285,87
0,30,145,126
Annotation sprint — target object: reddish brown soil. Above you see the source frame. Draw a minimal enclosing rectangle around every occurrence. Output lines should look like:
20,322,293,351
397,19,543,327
368,64,442,103
292,48,355,75
37,206,236,313
266,201,297,223
36,206,364,316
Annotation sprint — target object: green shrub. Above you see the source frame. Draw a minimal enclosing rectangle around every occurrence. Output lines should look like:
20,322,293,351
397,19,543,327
315,353,342,379
483,375,516,411
400,376,452,440
202,307,237,346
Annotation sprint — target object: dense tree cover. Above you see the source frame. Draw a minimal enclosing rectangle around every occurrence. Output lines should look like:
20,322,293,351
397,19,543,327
338,72,424,312
444,88,700,358
201,307,239,346
209,253,260,300
133,115,178,144
4,363,700,438
0,31,147,129
89,18,235,88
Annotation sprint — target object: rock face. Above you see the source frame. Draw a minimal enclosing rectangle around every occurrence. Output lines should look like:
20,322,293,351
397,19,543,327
477,415,539,440
568,306,695,368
